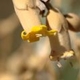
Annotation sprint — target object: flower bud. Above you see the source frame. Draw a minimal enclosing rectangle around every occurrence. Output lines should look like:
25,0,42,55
65,13,80,32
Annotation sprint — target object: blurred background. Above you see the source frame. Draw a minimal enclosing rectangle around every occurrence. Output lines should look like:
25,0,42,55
0,0,80,80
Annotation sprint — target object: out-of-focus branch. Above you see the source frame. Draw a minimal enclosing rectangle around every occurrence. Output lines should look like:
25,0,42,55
0,13,19,39
0,12,20,56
